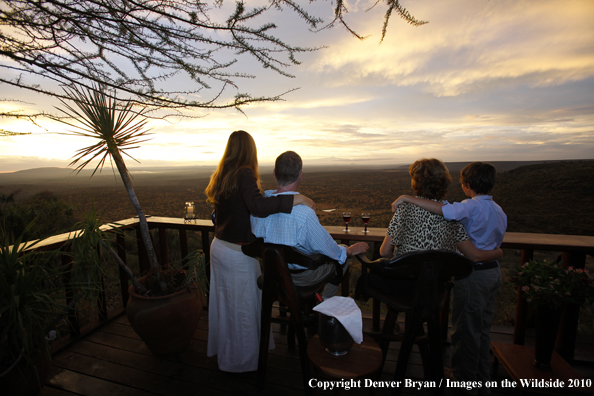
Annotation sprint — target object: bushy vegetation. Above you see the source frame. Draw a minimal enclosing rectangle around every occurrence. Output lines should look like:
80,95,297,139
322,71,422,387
0,190,75,244
5,160,591,237
494,161,594,236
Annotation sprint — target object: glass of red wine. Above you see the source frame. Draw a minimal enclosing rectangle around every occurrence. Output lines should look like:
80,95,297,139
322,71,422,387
361,212,370,233
342,212,351,232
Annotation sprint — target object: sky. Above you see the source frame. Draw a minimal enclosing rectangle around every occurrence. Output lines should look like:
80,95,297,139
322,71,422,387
1,0,594,172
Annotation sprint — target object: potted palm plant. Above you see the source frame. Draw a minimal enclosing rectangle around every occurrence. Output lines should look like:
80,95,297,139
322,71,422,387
0,225,61,396
0,212,110,396
509,259,594,370
53,84,207,356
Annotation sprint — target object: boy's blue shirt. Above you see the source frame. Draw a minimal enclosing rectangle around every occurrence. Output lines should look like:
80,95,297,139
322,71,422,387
442,195,507,251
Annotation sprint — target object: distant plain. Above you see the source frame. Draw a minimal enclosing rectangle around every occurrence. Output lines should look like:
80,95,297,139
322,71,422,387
1,159,592,236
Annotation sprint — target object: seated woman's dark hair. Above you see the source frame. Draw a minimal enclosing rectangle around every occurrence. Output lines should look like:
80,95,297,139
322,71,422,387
409,158,452,200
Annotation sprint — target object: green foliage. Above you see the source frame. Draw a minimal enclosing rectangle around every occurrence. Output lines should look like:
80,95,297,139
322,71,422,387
55,84,151,177
1,0,425,120
509,259,594,309
67,207,116,303
55,83,164,291
380,0,428,42
0,223,64,372
185,250,208,300
494,161,594,236
0,213,108,374
144,250,208,298
0,190,75,244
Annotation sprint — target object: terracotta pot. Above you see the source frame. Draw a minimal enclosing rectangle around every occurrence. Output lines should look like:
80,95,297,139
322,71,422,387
533,304,563,371
126,270,203,356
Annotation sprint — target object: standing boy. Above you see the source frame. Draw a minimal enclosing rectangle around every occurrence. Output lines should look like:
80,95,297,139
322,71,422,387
392,162,507,395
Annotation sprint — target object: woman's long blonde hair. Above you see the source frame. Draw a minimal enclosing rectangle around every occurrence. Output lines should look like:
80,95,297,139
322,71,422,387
205,130,260,204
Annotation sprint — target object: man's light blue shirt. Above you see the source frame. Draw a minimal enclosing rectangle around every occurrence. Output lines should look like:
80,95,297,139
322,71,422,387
442,195,507,250
250,190,347,269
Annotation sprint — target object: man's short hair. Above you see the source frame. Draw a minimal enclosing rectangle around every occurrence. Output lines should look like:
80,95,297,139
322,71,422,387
460,162,497,194
275,151,302,186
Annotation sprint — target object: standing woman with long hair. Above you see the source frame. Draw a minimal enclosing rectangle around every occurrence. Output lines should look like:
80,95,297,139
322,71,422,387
205,130,314,373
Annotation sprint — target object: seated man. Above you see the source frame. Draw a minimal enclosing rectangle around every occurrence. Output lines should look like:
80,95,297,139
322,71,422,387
251,151,369,299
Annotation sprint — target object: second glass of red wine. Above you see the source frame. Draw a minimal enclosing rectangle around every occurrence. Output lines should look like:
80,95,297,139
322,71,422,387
343,212,351,232
362,212,370,233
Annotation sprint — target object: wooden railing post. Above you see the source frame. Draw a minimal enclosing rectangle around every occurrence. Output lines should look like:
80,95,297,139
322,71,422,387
136,228,150,274
158,227,169,268
117,232,130,308
97,240,107,322
371,243,382,332
556,251,587,361
201,230,211,260
340,239,350,297
513,249,533,345
61,245,81,338
180,228,189,266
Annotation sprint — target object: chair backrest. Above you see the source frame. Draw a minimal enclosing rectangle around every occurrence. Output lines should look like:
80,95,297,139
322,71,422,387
357,250,473,318
243,237,336,270
243,239,342,306
389,250,474,320
380,250,474,281
249,243,314,394
261,244,301,308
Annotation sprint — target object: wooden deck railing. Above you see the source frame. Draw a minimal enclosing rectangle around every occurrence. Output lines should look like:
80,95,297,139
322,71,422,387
323,224,594,361
25,217,594,361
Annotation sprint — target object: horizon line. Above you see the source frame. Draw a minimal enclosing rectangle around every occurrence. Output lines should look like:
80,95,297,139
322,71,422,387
1,158,593,175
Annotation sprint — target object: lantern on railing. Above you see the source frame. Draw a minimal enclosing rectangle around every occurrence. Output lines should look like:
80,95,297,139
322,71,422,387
184,202,196,222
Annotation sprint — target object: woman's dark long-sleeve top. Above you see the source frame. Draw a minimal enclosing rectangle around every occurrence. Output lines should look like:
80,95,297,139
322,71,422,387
214,168,293,244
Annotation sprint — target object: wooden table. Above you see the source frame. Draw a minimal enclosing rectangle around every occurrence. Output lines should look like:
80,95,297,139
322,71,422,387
491,342,591,394
308,334,383,395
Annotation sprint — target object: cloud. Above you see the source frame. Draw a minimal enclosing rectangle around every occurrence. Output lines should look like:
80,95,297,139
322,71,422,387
1,0,592,171
309,0,594,97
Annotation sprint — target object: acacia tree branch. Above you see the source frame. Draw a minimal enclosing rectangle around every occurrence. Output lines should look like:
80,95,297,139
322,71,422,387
1,0,425,120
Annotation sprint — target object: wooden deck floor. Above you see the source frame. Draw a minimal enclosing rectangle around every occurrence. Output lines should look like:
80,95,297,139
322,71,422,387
41,309,594,396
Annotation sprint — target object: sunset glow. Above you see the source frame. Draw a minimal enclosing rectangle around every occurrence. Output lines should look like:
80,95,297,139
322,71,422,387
1,0,593,172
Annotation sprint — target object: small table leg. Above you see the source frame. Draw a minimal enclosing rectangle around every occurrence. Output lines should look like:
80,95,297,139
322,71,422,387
492,353,499,377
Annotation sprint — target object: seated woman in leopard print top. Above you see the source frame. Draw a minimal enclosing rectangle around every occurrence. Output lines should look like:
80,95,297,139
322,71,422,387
369,158,502,295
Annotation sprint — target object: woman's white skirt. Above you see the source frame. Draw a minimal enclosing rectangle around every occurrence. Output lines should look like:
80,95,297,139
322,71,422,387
207,237,274,372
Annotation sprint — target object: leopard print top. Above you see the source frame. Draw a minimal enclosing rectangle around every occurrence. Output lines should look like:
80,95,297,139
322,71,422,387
387,199,469,257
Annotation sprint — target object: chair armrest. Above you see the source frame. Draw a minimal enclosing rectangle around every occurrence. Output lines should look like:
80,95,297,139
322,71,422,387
244,239,338,270
355,254,415,279
242,237,264,258
355,254,390,273
285,247,337,270
355,253,373,265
